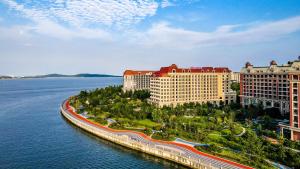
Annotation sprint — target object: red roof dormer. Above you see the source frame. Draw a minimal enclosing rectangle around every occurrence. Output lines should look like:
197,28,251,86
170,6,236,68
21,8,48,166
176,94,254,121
152,64,231,77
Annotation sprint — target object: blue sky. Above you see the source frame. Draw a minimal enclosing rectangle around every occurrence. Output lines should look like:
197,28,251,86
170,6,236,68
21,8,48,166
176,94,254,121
0,0,300,76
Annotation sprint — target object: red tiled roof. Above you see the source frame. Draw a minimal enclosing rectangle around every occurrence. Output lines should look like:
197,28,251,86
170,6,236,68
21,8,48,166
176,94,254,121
152,64,231,77
214,67,231,73
123,70,155,76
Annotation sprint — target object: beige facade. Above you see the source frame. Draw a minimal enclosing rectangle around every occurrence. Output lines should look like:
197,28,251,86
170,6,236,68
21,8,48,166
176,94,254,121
230,72,240,83
150,64,236,107
123,70,154,91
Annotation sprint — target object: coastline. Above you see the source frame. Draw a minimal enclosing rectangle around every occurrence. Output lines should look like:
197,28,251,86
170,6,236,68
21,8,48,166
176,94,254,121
0,76,122,80
60,99,253,169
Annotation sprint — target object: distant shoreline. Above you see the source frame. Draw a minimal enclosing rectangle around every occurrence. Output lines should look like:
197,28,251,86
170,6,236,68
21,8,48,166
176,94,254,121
0,73,122,80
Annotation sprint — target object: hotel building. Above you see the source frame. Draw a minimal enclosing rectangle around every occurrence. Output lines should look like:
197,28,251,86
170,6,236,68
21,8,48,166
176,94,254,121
123,70,155,91
150,64,236,107
240,59,300,140
230,72,240,83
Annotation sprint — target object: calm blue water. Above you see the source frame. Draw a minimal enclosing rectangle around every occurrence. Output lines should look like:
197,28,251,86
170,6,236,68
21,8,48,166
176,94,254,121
0,78,186,169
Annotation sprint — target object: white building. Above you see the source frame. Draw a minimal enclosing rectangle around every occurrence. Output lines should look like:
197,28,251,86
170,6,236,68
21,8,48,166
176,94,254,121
123,70,154,91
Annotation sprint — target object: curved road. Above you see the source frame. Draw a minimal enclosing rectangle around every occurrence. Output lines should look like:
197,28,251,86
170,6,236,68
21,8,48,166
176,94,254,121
62,100,253,169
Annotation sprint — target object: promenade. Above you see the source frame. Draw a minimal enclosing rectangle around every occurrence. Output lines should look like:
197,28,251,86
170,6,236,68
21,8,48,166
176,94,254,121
61,99,253,169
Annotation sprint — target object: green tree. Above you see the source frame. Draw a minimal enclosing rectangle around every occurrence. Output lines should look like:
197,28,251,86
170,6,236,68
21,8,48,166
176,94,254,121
231,82,240,92
152,109,163,123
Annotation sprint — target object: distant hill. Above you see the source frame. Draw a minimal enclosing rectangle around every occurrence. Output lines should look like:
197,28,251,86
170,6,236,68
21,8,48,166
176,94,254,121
0,74,121,79
24,73,121,78
0,75,13,79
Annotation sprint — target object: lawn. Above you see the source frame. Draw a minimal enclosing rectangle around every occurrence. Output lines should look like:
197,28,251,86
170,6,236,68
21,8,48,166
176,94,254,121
134,119,161,128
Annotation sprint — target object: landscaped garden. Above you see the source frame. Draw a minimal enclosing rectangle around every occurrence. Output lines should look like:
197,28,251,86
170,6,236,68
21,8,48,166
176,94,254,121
70,85,300,169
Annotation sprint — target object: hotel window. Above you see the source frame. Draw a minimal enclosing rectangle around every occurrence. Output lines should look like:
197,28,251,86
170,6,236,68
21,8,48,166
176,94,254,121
294,103,298,108
294,83,298,88
294,109,298,114
294,89,298,94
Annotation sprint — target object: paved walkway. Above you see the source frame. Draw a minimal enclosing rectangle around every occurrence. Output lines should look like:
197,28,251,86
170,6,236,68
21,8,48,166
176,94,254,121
174,138,209,147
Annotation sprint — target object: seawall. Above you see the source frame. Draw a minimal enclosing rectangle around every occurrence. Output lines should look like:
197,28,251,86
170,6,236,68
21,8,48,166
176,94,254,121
60,99,253,169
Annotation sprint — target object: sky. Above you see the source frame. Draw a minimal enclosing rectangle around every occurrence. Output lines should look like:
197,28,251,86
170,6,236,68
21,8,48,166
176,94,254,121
0,0,300,76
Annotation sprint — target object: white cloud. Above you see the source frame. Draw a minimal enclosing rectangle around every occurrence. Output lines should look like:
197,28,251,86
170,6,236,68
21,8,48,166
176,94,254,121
1,0,300,47
161,0,175,8
0,24,32,40
0,22,112,41
2,0,117,40
51,0,159,27
1,0,161,39
216,25,241,33
31,20,112,40
2,0,159,27
130,22,203,48
134,16,300,49
24,43,33,47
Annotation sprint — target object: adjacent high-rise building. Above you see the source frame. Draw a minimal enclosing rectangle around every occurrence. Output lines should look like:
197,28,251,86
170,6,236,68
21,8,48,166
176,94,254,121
123,70,155,91
150,64,236,107
284,72,300,140
240,58,300,140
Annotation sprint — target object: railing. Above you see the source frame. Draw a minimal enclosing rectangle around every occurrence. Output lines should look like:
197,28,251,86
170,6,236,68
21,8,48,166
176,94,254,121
61,99,253,169
278,122,300,132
